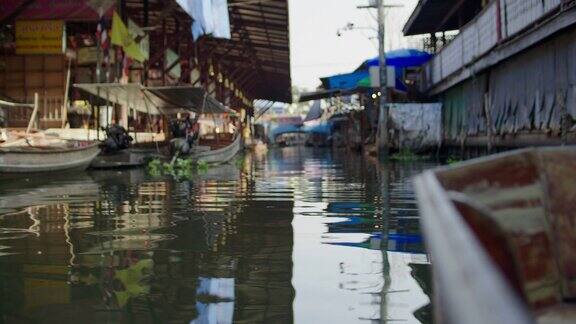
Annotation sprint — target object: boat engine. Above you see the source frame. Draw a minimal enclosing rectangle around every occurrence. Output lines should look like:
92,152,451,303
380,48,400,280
101,125,133,153
169,116,199,154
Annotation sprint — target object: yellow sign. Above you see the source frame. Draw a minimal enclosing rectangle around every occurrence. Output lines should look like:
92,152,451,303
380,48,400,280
16,20,64,55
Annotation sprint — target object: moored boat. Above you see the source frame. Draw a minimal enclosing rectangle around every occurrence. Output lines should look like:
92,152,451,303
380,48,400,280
193,133,242,164
414,147,576,324
0,138,100,173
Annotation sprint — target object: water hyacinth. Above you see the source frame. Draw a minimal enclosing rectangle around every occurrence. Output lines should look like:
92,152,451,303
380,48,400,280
146,158,210,180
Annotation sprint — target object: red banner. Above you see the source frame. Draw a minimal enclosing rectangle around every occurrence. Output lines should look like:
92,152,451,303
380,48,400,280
0,0,115,22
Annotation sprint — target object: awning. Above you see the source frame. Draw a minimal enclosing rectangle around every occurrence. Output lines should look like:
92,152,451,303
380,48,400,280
145,86,229,114
356,49,433,70
299,88,370,102
402,0,482,36
74,83,230,115
74,83,154,113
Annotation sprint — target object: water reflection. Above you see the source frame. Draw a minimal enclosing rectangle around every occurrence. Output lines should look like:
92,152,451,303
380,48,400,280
0,147,436,323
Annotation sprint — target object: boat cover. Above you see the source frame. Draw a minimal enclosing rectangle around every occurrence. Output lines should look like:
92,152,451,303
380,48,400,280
74,83,230,115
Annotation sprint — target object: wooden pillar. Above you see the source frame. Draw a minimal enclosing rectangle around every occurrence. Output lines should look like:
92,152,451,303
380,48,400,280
143,0,149,85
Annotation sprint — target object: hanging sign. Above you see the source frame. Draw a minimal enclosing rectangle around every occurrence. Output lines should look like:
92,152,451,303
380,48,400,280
15,20,64,55
77,46,116,65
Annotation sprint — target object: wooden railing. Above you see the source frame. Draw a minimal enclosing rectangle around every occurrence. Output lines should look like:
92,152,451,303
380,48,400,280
3,95,64,129
424,0,566,89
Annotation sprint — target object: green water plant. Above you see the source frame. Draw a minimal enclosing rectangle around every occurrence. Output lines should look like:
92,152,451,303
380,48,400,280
234,154,245,169
147,158,211,179
196,160,209,172
446,156,462,165
147,159,163,176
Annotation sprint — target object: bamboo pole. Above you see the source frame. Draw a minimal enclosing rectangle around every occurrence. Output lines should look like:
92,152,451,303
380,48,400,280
61,59,72,128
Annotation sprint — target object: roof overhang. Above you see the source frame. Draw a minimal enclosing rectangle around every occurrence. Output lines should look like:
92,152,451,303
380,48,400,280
299,87,370,102
202,0,292,103
74,83,230,115
403,0,483,36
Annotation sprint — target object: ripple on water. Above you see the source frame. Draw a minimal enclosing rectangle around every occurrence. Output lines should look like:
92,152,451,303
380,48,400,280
0,148,436,323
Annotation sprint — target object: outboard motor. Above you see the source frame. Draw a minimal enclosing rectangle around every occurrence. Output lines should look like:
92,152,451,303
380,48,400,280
101,125,133,153
169,116,199,154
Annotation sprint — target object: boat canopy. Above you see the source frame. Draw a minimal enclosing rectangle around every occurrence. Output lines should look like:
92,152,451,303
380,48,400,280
74,83,231,115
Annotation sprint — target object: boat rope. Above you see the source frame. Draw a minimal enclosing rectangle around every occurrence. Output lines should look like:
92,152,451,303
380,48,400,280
142,90,161,154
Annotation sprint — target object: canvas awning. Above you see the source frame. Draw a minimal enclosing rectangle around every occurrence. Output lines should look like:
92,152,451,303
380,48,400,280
145,86,229,114
74,83,230,115
74,83,154,113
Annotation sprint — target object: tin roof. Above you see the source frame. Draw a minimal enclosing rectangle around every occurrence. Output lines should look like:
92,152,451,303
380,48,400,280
403,0,483,36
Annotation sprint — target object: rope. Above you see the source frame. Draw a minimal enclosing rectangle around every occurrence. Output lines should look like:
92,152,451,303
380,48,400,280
142,90,161,154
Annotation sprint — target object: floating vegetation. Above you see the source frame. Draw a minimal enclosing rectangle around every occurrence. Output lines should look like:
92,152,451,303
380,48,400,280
196,160,209,173
234,154,245,169
146,158,210,180
446,156,462,165
147,159,163,177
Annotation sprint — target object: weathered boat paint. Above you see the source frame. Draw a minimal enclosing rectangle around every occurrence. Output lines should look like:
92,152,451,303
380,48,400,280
0,141,100,173
414,147,576,324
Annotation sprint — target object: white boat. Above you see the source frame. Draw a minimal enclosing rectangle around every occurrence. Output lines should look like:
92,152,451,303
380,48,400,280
0,139,100,173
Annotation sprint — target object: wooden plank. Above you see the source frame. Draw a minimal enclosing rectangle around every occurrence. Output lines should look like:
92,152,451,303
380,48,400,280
537,149,576,298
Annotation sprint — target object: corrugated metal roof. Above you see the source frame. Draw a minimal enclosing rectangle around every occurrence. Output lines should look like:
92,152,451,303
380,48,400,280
403,0,483,36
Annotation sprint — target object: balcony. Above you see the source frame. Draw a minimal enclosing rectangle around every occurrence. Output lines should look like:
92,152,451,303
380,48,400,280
423,0,567,91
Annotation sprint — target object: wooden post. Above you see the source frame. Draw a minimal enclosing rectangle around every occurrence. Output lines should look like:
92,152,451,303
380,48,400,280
26,93,39,134
559,90,568,145
484,92,493,153
62,59,72,128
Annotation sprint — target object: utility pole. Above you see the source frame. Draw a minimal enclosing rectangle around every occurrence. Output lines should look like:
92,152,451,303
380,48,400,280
376,0,388,158
357,1,401,157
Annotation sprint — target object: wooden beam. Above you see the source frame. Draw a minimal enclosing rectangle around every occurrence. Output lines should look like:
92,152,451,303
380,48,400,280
436,0,467,31
0,0,35,25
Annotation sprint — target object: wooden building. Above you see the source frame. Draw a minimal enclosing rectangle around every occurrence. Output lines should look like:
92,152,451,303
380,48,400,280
0,0,291,131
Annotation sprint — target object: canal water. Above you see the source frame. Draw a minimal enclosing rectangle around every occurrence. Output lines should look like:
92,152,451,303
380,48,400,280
0,147,438,323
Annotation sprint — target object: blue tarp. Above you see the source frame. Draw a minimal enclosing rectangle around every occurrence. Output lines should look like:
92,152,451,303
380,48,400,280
302,122,332,135
321,71,369,90
360,48,432,69
268,124,302,142
320,49,432,91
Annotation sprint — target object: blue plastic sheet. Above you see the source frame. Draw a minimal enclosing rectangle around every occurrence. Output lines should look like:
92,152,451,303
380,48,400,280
361,49,432,69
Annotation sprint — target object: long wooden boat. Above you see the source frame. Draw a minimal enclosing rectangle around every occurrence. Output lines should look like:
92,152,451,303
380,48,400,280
183,134,242,164
0,140,100,173
414,147,576,324
191,133,242,164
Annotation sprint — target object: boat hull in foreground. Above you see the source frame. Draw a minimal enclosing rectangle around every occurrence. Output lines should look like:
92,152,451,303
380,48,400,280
414,147,576,324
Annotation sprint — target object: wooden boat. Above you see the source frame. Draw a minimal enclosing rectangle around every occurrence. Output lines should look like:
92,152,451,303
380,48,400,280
414,147,576,324
0,138,100,173
188,133,242,164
